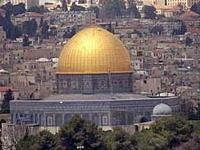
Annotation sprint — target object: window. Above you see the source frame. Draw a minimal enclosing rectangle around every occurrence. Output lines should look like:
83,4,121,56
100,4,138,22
102,115,108,125
47,116,53,126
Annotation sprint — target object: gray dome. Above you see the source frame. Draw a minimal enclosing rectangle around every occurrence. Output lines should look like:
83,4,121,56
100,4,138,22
153,103,172,116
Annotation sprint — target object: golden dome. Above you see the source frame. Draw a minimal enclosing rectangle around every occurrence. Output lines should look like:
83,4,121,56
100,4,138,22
57,26,132,74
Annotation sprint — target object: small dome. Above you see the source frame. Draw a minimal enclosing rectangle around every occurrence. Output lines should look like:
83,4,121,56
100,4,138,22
153,103,172,116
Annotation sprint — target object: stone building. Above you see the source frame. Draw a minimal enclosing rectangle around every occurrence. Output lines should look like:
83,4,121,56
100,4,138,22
4,0,39,9
10,26,180,127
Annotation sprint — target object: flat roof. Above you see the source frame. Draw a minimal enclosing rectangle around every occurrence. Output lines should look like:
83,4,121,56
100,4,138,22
13,93,178,103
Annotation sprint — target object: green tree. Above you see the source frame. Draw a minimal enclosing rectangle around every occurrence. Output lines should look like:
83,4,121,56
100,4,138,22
16,130,58,150
1,89,14,113
22,19,38,36
134,129,168,150
61,0,67,11
175,135,200,150
70,2,85,11
103,0,126,18
88,6,100,18
58,115,106,150
185,37,193,46
63,26,76,39
0,3,22,39
142,5,157,19
191,2,200,15
127,1,140,18
1,2,13,18
41,20,49,39
151,25,164,35
104,128,137,150
22,34,31,46
27,6,49,14
16,135,38,150
13,3,26,16
172,21,187,35
35,131,58,150
151,116,193,148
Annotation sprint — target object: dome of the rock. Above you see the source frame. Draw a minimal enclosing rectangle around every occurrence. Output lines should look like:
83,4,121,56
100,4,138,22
57,26,132,74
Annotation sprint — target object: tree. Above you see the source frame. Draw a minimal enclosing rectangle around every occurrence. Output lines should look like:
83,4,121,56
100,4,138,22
151,25,164,35
27,6,49,14
142,5,157,19
0,119,6,129
70,2,85,11
134,129,168,150
103,0,126,18
173,20,187,35
61,0,67,11
63,27,76,39
22,19,38,36
175,136,200,150
104,128,137,150
185,37,193,46
1,2,13,18
13,3,26,16
35,131,58,150
151,116,193,148
191,2,200,15
1,89,14,113
0,3,22,39
41,21,49,39
127,1,140,18
16,135,38,150
58,115,106,150
22,34,31,47
88,6,100,18
16,130,58,150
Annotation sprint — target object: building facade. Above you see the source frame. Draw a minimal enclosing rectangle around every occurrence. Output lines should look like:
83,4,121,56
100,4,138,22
10,94,179,126
166,0,199,8
10,26,180,127
4,0,39,8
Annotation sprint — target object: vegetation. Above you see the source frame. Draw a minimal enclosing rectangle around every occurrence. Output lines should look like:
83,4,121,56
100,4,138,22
172,20,187,35
1,89,14,113
61,0,67,11
63,27,76,39
27,6,49,14
1,2,25,17
70,2,85,11
15,115,200,150
127,1,140,18
16,116,106,150
103,0,126,18
191,2,200,15
185,37,193,46
22,19,37,37
88,6,100,18
151,25,164,35
16,131,58,150
188,103,200,120
12,3,26,16
0,2,23,39
142,5,157,19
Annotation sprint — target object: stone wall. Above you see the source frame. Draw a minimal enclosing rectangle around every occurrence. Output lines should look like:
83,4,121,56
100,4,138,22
10,96,180,126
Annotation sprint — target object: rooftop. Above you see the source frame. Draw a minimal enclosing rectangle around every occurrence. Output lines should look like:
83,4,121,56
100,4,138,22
13,93,178,102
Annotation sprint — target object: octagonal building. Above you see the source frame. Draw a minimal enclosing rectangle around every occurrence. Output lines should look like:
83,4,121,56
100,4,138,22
10,26,180,127
56,26,133,94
